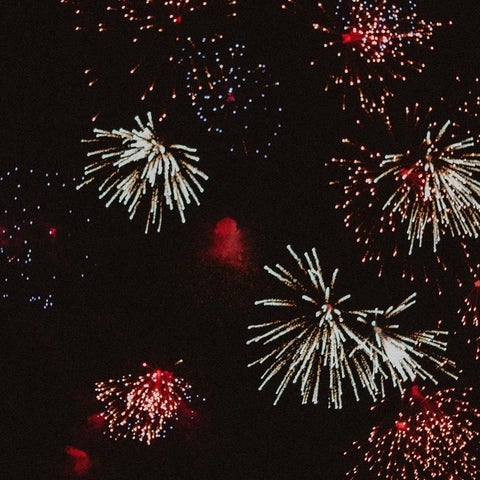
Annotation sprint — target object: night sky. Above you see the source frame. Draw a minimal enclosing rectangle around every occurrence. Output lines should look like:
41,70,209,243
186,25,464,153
4,1,480,479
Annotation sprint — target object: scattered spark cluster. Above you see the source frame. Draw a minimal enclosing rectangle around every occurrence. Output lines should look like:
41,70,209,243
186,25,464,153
281,0,444,111
95,365,194,444
330,103,480,287
247,245,455,409
0,167,89,309
61,0,237,34
185,38,282,158
79,112,208,233
347,386,480,479
61,1,239,117
458,268,480,359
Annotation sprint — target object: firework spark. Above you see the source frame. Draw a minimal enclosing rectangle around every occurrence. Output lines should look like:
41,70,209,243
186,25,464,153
0,167,90,309
347,385,480,479
61,1,238,113
61,0,237,33
281,0,445,111
458,268,480,359
247,245,378,409
95,364,194,444
185,38,282,158
330,103,480,286
79,112,208,233
354,293,457,394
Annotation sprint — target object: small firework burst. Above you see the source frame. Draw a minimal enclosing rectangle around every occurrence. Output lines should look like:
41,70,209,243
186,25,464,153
347,385,480,479
281,0,445,111
354,293,457,394
79,112,208,233
330,102,480,288
185,38,282,158
95,364,194,444
247,245,378,409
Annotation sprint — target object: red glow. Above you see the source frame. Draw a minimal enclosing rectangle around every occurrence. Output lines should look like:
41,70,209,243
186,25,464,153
48,226,57,238
173,15,182,24
342,30,364,44
411,385,425,401
87,412,104,431
399,167,424,190
225,91,236,103
214,217,238,236
395,420,408,431
209,217,246,268
474,280,480,288
65,446,91,477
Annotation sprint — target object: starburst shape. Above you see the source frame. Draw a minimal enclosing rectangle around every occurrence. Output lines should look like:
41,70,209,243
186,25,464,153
281,0,445,111
247,245,377,409
79,112,208,233
330,102,480,287
347,386,480,479
95,364,194,444
354,293,457,394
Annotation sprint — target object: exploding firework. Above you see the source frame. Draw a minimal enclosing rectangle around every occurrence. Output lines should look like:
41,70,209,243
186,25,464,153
248,246,458,408
61,1,238,117
185,38,282,158
79,112,208,233
247,245,379,409
281,0,445,111
95,364,194,444
0,166,90,309
354,293,457,394
347,385,480,479
330,102,480,288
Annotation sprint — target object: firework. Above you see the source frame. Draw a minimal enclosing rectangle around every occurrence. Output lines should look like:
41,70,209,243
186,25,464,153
330,102,480,287
184,38,282,158
95,364,194,444
79,112,208,233
247,245,378,409
0,167,89,309
347,385,480,479
281,0,445,111
354,293,457,394
61,1,238,113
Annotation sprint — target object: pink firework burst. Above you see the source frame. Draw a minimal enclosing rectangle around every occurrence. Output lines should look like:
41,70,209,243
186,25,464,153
95,364,195,444
281,0,446,112
347,385,480,479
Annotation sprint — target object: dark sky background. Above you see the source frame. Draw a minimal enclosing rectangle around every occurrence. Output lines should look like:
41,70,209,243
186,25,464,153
4,1,480,479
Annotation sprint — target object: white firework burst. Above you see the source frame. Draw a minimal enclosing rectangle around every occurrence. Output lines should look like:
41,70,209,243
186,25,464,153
355,293,457,394
247,245,377,409
79,112,208,233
